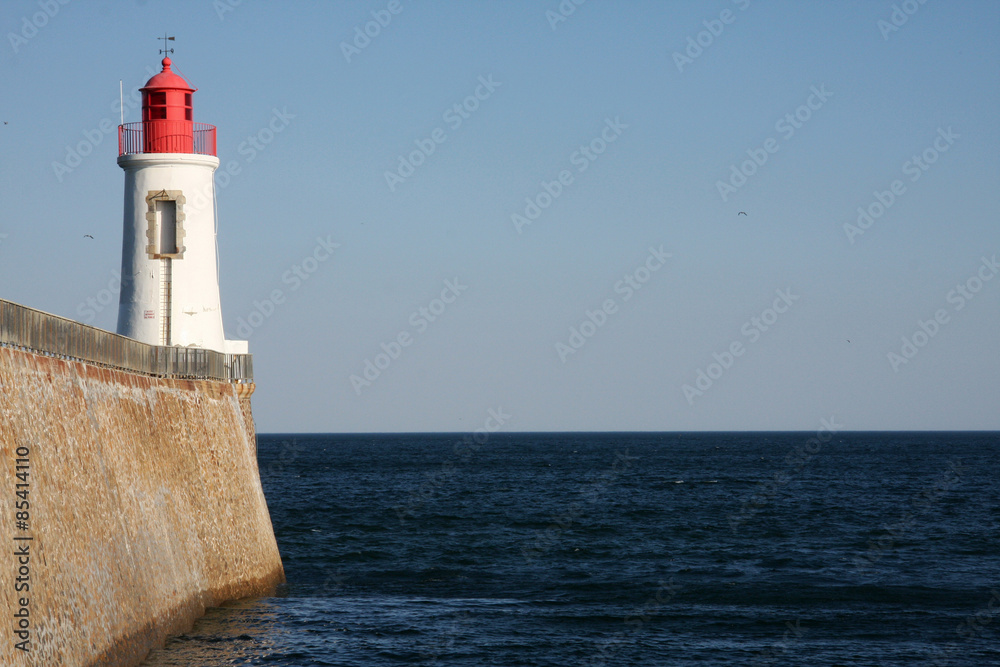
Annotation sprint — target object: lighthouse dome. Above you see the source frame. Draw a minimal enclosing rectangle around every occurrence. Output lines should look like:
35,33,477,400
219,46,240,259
142,57,195,92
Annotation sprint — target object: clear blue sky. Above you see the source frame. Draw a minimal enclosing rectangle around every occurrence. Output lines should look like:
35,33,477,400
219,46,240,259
1,0,998,432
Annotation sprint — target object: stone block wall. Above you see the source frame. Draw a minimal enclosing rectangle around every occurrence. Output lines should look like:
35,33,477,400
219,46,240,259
0,347,284,666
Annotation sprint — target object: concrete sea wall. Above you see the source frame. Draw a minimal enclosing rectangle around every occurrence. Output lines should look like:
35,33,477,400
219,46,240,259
0,346,284,666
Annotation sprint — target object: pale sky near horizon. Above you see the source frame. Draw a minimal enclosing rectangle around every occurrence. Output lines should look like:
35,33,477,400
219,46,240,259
1,0,998,432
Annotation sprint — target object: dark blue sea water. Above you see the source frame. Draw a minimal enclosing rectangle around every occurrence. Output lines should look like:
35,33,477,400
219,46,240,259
142,432,1000,666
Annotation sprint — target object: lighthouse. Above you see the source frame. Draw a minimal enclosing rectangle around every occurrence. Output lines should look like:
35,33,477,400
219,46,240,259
116,52,245,354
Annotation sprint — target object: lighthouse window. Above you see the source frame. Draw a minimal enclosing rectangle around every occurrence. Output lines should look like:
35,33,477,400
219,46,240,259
157,200,178,255
144,190,185,260
149,92,166,106
149,107,167,120
184,93,192,107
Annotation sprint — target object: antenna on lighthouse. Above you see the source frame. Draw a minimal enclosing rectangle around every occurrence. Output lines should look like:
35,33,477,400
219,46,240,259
159,33,175,56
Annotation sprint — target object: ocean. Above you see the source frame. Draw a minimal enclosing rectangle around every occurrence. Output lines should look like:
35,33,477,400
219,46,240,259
141,432,999,666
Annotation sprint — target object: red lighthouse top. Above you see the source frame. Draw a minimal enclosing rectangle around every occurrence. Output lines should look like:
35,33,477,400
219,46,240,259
143,57,195,99
118,56,216,157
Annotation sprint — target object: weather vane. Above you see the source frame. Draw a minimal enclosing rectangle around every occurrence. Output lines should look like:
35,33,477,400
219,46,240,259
159,33,175,57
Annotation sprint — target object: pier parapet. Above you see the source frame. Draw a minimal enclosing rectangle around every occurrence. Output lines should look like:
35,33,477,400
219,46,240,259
0,299,251,383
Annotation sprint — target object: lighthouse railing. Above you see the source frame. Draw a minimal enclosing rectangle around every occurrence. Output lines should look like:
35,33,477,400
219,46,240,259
0,299,252,384
118,121,217,157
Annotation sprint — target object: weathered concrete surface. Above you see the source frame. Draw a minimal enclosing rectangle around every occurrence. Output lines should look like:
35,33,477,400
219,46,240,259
0,347,284,666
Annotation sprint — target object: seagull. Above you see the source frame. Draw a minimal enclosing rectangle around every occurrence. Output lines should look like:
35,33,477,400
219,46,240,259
738,211,747,216
83,234,94,239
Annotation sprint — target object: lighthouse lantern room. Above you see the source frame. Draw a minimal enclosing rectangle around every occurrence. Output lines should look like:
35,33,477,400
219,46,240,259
116,50,244,355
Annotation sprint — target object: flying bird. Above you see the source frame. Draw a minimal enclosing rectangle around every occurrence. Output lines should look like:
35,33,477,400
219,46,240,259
83,234,94,239
738,211,747,216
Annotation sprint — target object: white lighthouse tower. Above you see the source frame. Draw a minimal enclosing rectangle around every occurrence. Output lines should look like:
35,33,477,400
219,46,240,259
116,51,244,354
